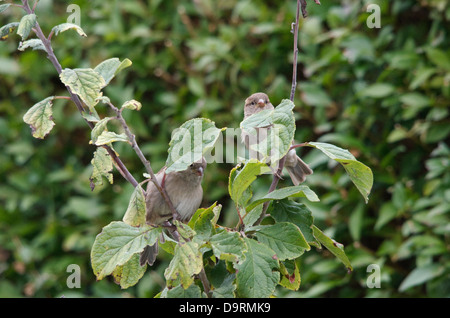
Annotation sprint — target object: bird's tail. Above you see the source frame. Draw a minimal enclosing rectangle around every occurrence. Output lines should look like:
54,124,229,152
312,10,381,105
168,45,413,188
139,243,159,266
285,156,313,185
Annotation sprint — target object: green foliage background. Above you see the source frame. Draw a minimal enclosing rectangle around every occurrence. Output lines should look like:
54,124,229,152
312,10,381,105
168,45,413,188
0,0,449,297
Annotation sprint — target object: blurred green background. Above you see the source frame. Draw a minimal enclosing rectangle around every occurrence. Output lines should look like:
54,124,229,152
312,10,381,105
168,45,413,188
0,0,449,298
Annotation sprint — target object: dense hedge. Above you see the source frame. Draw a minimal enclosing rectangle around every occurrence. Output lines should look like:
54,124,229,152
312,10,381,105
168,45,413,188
0,0,448,297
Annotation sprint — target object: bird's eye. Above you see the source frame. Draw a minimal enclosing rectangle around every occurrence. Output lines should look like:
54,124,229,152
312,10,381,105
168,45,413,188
250,102,255,106
189,163,194,168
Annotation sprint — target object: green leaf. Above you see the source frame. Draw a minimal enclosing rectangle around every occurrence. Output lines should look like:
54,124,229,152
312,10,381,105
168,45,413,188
162,284,202,298
304,142,373,203
112,253,147,289
209,229,247,262
270,199,318,248
121,99,142,111
229,160,271,206
211,273,237,298
312,225,352,272
0,22,19,41
164,240,203,288
173,220,196,240
18,39,46,52
349,203,364,241
94,131,130,146
426,47,450,70
0,4,11,14
235,238,280,298
240,99,296,164
90,117,113,144
59,68,106,111
94,57,132,85
254,222,310,260
188,202,220,242
399,264,444,292
359,83,395,98
246,185,320,212
51,23,87,37
122,185,146,227
23,96,55,139
17,14,36,40
279,260,300,291
90,147,113,188
91,221,161,280
243,204,263,228
165,118,225,173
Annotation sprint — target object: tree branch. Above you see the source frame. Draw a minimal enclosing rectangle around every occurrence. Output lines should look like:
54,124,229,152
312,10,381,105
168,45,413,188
107,102,180,220
21,0,140,188
256,0,305,225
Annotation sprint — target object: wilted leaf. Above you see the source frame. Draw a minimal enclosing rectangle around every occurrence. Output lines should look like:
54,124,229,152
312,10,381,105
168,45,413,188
18,39,46,52
122,99,142,111
94,131,130,146
0,22,19,41
23,96,55,139
51,23,87,37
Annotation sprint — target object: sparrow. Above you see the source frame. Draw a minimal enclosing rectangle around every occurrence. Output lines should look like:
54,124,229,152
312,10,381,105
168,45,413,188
139,157,206,266
241,92,313,185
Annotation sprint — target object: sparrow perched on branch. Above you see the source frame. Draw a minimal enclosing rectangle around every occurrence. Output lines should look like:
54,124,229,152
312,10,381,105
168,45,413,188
139,158,206,266
241,92,313,185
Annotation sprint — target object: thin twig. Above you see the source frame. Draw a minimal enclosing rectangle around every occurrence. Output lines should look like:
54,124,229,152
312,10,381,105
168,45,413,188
107,102,180,220
256,0,302,225
21,0,139,187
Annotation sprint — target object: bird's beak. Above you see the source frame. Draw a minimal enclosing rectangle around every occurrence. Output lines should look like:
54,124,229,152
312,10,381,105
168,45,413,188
257,99,265,107
196,166,204,177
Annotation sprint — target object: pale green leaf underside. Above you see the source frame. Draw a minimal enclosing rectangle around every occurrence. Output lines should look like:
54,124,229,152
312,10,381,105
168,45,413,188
18,39,46,52
240,99,296,164
52,23,87,37
17,14,36,40
23,96,55,139
0,22,19,40
91,221,160,280
122,185,146,227
305,142,373,203
94,57,132,85
90,147,113,187
59,68,106,110
166,118,225,173
94,131,130,146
